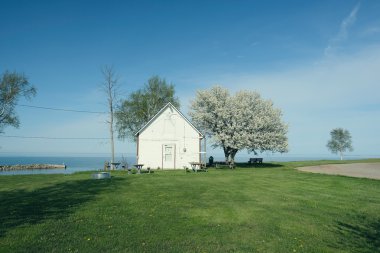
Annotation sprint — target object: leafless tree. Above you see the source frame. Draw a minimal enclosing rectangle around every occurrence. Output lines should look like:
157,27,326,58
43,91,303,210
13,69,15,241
101,65,120,170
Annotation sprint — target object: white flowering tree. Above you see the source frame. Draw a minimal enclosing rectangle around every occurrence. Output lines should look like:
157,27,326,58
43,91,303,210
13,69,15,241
189,86,288,165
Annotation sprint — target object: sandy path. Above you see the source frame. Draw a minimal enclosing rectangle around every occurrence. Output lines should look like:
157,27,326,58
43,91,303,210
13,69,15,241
297,163,380,180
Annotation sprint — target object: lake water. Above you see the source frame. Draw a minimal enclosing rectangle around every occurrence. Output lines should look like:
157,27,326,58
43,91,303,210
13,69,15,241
0,156,136,175
0,155,375,175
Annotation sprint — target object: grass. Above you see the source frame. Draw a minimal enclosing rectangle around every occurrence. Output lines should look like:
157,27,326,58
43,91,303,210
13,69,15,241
0,159,380,252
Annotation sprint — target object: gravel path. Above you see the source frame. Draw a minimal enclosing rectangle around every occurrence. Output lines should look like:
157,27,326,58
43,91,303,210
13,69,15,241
297,163,380,180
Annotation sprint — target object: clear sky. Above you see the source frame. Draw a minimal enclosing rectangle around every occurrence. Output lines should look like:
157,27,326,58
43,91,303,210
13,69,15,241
0,0,379,159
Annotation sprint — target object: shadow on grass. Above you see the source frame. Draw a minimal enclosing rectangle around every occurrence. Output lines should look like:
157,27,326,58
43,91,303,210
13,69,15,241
235,162,284,169
335,218,380,252
207,162,284,170
0,177,126,237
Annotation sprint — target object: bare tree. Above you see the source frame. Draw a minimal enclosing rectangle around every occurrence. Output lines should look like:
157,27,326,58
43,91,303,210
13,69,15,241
101,65,120,170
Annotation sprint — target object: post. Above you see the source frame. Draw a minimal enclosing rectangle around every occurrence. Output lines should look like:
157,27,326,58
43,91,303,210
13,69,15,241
110,104,115,169
204,136,207,165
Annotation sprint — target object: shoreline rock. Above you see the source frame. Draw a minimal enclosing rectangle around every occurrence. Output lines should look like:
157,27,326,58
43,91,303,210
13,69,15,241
0,164,66,171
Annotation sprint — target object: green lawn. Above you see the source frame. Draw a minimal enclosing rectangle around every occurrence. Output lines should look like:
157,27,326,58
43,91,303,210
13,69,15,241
1,160,380,252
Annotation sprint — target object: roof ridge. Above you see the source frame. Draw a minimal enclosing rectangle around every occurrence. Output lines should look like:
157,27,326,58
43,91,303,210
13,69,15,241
135,102,203,137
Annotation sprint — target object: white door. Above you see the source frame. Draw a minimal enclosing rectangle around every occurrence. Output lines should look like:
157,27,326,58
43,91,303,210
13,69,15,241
163,144,175,169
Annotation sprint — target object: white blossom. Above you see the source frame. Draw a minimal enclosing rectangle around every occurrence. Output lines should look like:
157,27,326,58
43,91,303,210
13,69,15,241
189,86,288,164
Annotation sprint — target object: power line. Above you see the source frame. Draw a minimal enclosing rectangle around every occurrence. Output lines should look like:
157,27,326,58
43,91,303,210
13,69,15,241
18,104,107,114
0,135,109,140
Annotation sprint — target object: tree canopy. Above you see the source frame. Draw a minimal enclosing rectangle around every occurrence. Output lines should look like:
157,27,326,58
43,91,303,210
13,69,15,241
0,71,36,133
189,85,288,165
327,128,353,160
115,76,180,140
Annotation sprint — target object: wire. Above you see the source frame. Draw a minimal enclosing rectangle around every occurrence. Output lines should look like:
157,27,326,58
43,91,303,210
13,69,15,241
0,135,109,140
17,104,107,114
1,105,109,141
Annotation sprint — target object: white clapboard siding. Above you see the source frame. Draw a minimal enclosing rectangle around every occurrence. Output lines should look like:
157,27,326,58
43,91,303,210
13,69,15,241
136,103,204,169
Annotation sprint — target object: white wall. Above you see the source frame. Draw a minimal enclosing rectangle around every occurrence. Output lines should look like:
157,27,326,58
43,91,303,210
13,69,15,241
137,106,201,169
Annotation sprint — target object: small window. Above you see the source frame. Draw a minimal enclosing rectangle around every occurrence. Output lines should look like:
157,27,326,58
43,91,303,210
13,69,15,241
165,154,172,161
165,147,172,154
164,146,173,161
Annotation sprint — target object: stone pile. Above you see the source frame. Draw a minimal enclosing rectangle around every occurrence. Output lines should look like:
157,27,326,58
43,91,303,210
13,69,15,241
0,164,66,171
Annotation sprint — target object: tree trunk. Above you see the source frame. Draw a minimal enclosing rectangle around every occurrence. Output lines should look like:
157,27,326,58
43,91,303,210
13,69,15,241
110,104,115,169
340,151,343,161
229,149,238,168
101,66,118,171
223,146,229,163
222,146,238,169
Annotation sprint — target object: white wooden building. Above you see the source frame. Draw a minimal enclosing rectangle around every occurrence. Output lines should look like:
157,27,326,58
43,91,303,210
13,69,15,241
135,102,204,169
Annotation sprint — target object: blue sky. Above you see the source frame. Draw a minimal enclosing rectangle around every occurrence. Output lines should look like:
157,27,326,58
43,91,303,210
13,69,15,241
0,0,379,159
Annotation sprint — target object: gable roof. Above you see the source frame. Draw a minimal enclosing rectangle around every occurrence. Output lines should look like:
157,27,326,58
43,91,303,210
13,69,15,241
135,102,203,137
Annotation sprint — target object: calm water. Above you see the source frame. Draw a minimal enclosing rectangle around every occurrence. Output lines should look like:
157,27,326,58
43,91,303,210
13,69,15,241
0,156,136,175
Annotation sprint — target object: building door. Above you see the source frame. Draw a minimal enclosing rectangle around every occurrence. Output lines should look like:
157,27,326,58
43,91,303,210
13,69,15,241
162,144,175,169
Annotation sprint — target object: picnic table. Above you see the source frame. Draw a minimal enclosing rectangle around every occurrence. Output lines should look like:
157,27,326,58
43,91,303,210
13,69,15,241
189,162,207,172
104,162,121,170
133,164,144,174
111,162,121,169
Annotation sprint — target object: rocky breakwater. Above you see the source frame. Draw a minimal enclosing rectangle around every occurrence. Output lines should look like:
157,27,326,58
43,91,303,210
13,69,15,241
0,164,66,171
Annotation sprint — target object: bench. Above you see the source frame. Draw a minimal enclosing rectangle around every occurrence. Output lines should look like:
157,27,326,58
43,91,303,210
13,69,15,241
248,158,263,164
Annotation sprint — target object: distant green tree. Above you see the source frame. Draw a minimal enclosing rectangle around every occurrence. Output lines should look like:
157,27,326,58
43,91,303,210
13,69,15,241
115,76,180,140
0,71,36,133
327,128,353,160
